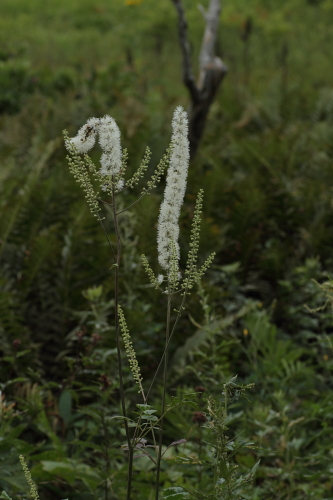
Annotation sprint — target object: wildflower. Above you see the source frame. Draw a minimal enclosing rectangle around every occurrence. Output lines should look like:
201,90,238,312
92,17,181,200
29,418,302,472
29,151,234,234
68,117,99,153
243,328,249,336
66,114,122,177
116,179,125,191
157,106,189,274
99,115,122,176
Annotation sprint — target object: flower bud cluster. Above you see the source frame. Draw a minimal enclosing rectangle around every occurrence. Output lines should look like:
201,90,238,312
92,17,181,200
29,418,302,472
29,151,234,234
126,146,152,189
141,254,161,289
64,130,101,218
19,455,40,500
141,146,171,195
118,305,144,396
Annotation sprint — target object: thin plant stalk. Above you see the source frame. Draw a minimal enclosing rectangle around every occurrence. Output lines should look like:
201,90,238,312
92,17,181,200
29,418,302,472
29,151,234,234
155,292,172,500
98,216,116,264
101,411,111,500
111,183,133,500
146,288,188,400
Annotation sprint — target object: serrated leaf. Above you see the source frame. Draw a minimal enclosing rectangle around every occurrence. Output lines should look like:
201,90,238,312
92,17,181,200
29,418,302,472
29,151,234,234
140,414,158,421
136,404,152,410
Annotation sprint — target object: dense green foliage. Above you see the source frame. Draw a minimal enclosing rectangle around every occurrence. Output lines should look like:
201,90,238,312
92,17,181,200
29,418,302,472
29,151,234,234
1,0,333,498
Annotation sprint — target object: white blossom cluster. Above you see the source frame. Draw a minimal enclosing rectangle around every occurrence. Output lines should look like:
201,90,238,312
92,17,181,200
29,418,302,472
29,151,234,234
68,115,122,176
98,115,122,176
157,106,190,273
69,117,100,153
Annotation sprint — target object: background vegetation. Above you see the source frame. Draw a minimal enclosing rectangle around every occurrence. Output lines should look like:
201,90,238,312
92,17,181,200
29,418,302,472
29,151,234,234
1,0,333,498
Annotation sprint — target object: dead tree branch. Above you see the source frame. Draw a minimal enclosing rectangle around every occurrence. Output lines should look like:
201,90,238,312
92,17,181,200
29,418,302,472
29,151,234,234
171,0,228,159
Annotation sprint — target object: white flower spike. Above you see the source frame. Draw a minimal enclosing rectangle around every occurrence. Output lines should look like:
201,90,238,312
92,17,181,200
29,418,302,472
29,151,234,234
99,115,122,176
157,106,190,274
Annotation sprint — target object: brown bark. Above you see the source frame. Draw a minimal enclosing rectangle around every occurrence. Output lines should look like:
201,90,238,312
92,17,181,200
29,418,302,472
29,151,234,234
171,0,228,159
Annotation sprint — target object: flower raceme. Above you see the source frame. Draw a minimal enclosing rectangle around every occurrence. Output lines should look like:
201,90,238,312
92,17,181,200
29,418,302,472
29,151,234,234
157,106,189,276
66,115,122,176
99,115,122,176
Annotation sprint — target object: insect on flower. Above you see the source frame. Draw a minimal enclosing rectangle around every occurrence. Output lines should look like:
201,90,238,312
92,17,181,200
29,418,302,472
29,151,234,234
84,125,95,140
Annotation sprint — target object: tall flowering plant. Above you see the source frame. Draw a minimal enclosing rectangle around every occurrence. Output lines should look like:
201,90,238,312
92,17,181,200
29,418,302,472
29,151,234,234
63,107,215,499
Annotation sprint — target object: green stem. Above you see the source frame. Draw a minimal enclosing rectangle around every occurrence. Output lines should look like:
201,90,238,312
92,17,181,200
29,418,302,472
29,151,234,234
146,289,188,400
111,186,132,499
117,192,147,215
127,445,134,500
155,293,171,500
98,215,116,264
101,412,110,500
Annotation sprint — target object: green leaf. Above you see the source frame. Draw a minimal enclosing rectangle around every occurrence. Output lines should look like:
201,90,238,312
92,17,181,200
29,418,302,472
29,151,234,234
0,491,12,500
136,404,152,411
41,460,100,490
79,407,102,421
108,415,132,420
140,414,158,421
58,390,72,425
251,459,261,475
163,486,189,499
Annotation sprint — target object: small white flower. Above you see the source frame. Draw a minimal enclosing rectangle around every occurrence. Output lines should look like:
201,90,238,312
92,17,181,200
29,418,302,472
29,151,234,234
116,179,125,191
157,274,164,284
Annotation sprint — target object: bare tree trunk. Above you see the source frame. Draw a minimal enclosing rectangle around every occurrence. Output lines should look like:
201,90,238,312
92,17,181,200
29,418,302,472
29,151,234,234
171,0,228,159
